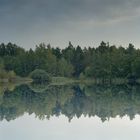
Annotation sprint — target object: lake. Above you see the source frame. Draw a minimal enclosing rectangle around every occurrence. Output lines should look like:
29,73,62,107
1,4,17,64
0,83,140,140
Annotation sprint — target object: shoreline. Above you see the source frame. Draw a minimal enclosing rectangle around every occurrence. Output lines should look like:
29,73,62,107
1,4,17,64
0,76,139,85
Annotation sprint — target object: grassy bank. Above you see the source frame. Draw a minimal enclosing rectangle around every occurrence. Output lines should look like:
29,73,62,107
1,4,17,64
0,69,32,84
51,77,77,85
0,76,138,87
0,77,32,94
51,77,130,85
0,76,32,83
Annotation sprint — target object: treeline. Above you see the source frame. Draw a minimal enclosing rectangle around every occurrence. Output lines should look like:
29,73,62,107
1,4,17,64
0,42,140,81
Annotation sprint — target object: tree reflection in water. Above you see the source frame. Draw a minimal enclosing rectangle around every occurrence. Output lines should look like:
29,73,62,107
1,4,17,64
0,83,140,122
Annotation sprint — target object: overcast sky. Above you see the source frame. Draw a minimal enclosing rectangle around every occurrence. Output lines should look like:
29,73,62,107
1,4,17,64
0,0,140,49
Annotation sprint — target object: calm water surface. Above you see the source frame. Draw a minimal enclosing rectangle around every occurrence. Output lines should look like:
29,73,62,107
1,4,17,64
0,83,140,140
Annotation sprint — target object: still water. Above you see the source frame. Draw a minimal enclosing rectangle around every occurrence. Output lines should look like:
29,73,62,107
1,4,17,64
0,83,140,140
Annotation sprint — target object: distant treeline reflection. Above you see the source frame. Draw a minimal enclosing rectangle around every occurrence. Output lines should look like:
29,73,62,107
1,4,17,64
0,84,140,122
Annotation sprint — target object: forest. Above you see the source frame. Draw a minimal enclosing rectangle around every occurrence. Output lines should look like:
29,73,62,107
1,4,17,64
0,41,140,83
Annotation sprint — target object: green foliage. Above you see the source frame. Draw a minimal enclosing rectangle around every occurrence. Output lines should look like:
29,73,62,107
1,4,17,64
0,42,140,83
0,69,8,79
57,58,74,77
30,69,51,83
0,69,17,82
79,72,86,80
7,71,17,81
132,57,140,77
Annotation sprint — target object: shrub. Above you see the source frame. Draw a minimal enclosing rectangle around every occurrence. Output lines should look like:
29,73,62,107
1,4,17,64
30,69,51,83
79,72,86,80
8,71,16,79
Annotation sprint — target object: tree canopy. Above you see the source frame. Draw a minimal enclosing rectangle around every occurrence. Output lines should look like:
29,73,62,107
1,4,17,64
0,42,140,82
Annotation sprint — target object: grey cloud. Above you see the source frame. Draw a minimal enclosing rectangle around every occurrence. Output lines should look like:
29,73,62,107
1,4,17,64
0,0,140,48
1,0,140,22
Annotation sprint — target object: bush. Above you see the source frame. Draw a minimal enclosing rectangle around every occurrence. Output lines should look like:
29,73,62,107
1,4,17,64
0,69,8,79
79,72,86,80
30,69,51,83
8,71,16,79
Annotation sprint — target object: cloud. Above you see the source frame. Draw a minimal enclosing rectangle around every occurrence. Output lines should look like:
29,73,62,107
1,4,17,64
1,0,140,23
0,0,140,48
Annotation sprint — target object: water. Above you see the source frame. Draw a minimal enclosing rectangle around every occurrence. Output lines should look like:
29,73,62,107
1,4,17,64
0,83,140,140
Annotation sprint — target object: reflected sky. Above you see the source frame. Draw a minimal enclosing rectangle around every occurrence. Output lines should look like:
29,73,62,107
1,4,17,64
0,114,140,140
